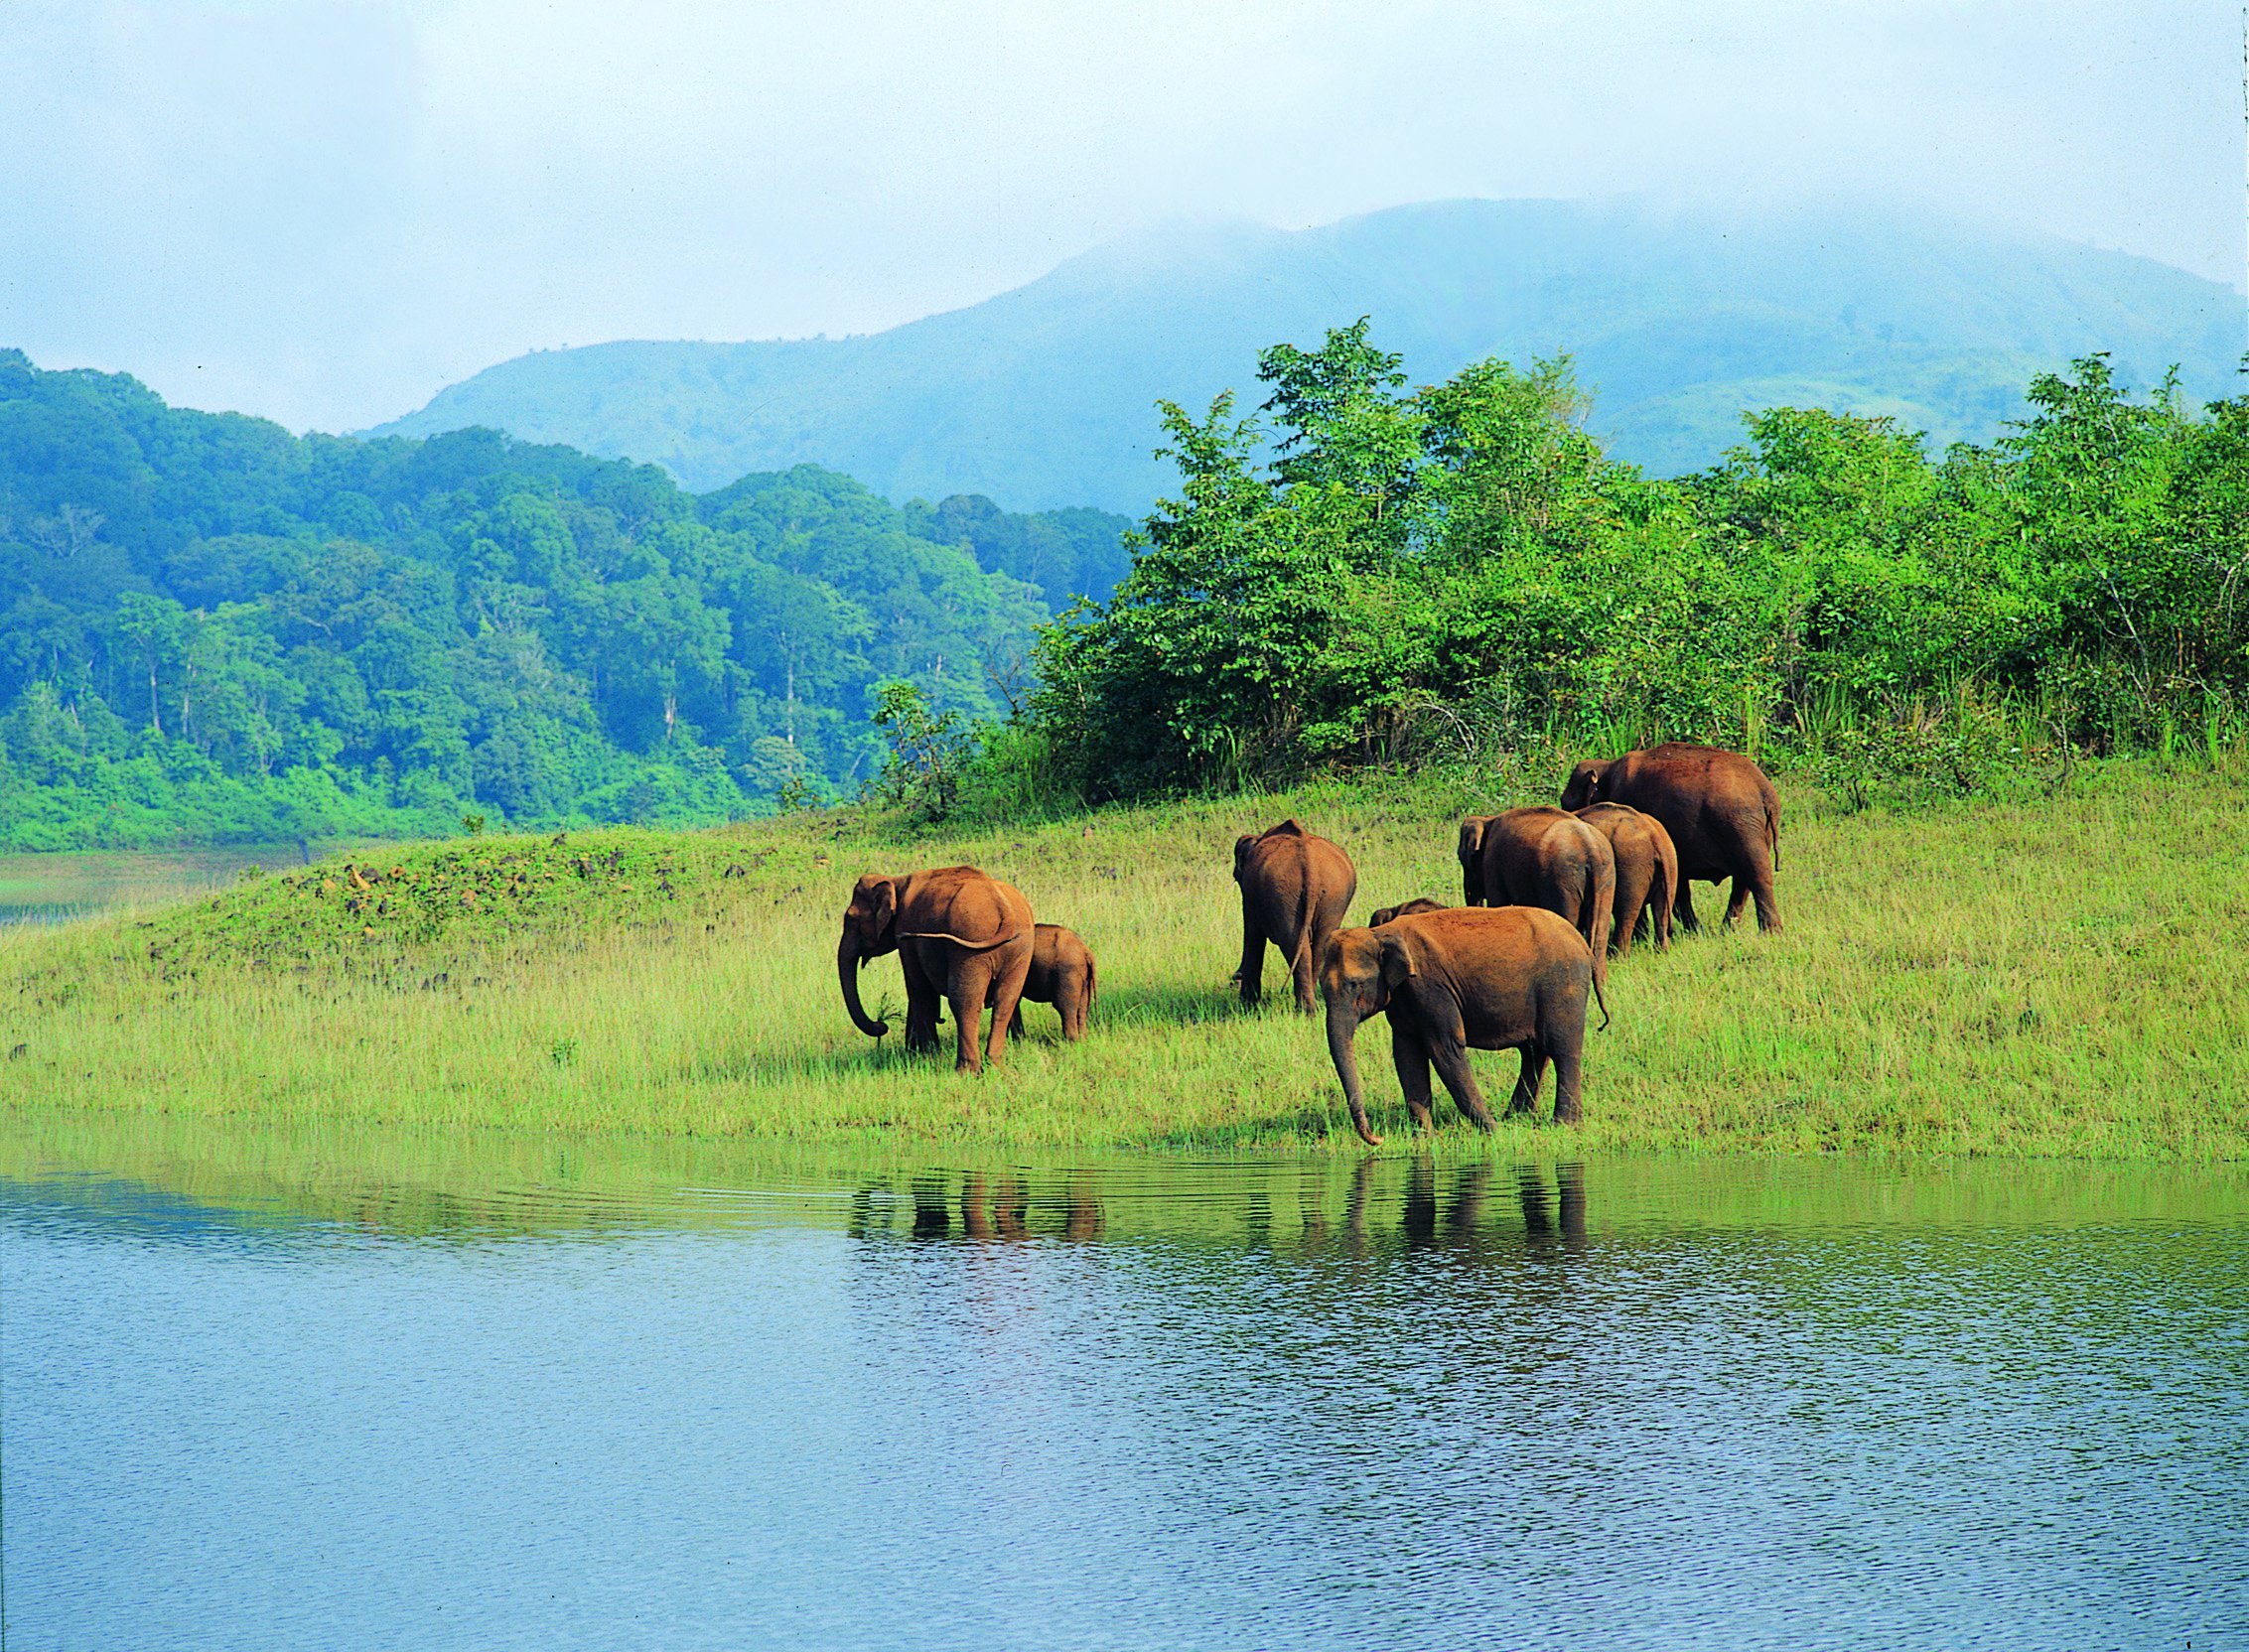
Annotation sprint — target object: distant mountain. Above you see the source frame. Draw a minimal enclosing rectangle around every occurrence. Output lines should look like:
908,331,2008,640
372,199,2248,511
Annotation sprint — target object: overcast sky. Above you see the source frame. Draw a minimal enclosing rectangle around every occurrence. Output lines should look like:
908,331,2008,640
3,0,2240,434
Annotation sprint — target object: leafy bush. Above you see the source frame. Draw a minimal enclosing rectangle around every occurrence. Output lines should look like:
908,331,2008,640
1023,327,2249,806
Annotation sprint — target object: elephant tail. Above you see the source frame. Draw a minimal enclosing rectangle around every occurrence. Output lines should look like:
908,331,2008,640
1762,785,1782,871
1589,957,1612,1032
1085,951,1097,1011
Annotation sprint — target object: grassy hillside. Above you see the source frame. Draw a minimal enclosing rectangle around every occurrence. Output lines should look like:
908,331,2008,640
369,200,2248,509
3,760,2244,1158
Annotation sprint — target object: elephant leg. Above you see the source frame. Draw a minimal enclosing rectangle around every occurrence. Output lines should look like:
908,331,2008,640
1746,853,1783,933
1428,1035,1497,1132
1290,938,1319,1015
1612,865,1650,958
1724,877,1754,928
902,946,941,1052
1511,1046,1548,1118
1237,910,1267,1007
1549,1041,1585,1126
1061,980,1087,1041
1673,878,1701,933
1390,1021,1437,1135
1545,991,1589,1125
983,946,1032,1068
1008,1005,1026,1037
945,957,987,1073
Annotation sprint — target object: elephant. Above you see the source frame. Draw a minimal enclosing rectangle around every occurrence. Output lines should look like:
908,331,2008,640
1464,806,1616,992
1234,819,1358,1012
1004,922,1096,1041
1369,896,1447,927
837,865,1034,1072
1320,905,1607,1145
1571,802,1678,955
1561,743,1782,932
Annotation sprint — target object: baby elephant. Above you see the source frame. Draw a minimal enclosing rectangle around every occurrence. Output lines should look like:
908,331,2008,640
1321,906,1608,1145
1005,922,1097,1040
1368,896,1447,927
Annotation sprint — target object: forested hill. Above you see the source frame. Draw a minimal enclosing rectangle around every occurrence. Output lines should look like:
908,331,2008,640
0,349,1130,849
371,199,2248,510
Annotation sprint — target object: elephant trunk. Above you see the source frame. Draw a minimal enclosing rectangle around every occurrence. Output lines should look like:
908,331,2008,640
837,931,889,1038
1326,1002,1382,1147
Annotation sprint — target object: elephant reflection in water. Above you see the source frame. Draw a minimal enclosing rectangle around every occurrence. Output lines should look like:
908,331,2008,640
1307,1157,1586,1256
896,1171,1104,1242
1516,1162,1587,1244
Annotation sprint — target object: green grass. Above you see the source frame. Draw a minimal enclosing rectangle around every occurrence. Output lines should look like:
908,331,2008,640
2,759,2245,1158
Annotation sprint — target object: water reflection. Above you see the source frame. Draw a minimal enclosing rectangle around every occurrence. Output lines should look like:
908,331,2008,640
5,1123,2247,1652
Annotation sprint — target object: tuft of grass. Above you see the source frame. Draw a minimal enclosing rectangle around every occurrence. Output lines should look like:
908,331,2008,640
1,759,2245,1159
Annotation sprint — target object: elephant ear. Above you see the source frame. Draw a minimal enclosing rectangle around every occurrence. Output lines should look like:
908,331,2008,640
1377,930,1419,990
867,875,899,941
1233,834,1257,880
1457,817,1487,863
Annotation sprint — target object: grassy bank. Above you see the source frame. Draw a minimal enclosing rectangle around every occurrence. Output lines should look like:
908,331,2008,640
2,759,2246,1158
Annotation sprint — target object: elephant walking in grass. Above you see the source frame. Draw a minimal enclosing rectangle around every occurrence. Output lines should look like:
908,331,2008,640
1562,743,1782,932
1321,905,1607,1145
837,865,1034,1073
1572,802,1678,955
1461,806,1616,992
1234,819,1357,1012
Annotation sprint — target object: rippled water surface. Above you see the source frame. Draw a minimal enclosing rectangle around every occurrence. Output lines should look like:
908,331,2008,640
4,1119,2246,1650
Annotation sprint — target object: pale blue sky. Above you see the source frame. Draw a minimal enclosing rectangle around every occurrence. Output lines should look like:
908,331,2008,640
3,0,2239,433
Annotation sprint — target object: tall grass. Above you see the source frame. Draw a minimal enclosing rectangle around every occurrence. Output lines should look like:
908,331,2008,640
2,757,2245,1159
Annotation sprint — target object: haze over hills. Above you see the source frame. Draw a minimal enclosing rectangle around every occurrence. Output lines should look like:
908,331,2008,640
373,199,2247,513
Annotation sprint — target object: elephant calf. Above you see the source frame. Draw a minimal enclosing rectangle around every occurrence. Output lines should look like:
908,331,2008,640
1005,923,1097,1041
1571,802,1677,955
1321,906,1606,1145
1369,896,1447,927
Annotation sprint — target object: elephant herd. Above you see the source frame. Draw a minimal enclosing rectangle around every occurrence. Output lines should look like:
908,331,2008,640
835,742,1783,1143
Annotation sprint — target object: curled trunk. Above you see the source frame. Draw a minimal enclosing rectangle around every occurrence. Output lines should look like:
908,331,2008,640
1326,1004,1382,1147
837,931,889,1037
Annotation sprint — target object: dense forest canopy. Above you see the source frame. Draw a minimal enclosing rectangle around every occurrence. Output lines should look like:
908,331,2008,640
0,349,1130,848
7,319,2242,849
1022,324,2248,803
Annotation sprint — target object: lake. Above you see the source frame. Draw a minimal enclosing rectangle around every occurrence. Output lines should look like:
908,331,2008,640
0,845,322,926
4,1116,2244,1650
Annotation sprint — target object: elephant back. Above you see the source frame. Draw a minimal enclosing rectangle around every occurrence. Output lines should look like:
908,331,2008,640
898,865,1034,949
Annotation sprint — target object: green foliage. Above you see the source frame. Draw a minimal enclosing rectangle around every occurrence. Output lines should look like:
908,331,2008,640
1028,331,2249,804
870,681,976,820
0,350,1127,848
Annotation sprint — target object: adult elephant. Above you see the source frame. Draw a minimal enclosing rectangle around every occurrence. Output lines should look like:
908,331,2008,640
837,866,1034,1073
1572,802,1678,955
1467,806,1615,992
1234,819,1357,1012
1320,906,1606,1145
1561,743,1782,932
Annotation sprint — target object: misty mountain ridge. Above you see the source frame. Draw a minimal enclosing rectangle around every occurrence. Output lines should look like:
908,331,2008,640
372,198,2248,512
